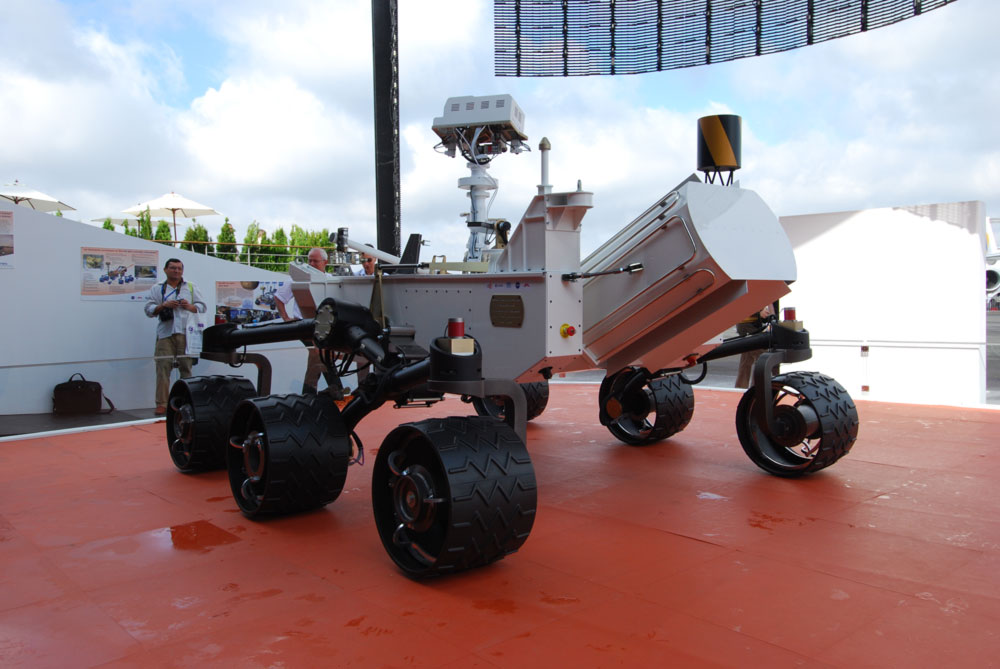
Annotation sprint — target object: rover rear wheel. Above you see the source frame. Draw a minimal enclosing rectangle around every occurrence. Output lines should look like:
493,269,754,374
372,416,536,578
471,381,549,421
166,375,256,472
735,371,858,477
227,394,351,517
601,369,694,446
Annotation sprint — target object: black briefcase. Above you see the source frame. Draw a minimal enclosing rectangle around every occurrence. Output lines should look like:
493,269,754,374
52,373,115,414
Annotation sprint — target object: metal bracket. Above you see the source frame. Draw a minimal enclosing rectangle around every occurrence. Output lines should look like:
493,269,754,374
200,351,272,396
562,262,643,282
750,350,785,438
426,376,527,444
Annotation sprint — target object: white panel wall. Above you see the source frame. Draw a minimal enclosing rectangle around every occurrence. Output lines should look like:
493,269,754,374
779,201,987,406
0,203,313,415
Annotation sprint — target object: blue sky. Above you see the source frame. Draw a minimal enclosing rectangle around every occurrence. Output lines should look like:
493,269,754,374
2,0,997,260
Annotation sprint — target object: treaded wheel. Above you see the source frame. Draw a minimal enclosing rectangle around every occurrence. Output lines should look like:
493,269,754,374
471,381,549,421
226,394,351,517
735,370,858,477
166,375,256,472
372,416,537,578
601,370,694,446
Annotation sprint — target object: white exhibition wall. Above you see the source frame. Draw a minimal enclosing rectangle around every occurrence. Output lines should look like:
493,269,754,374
0,203,311,415
779,201,988,406
0,197,990,416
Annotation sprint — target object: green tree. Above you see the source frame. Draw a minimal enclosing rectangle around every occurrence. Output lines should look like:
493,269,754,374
288,224,334,267
270,227,290,272
102,218,114,231
138,211,153,240
216,218,238,262
182,223,213,255
239,221,270,268
154,221,173,246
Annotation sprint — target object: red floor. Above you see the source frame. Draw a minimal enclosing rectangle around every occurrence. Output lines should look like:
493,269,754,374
1,385,999,667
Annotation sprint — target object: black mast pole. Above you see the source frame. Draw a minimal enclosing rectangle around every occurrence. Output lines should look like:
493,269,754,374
371,0,401,256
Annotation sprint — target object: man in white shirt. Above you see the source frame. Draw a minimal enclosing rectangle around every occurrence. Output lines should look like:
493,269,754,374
275,248,327,393
144,258,206,414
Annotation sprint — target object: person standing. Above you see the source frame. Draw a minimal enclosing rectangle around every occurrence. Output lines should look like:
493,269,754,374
145,258,206,415
735,303,775,389
275,247,328,393
353,252,376,276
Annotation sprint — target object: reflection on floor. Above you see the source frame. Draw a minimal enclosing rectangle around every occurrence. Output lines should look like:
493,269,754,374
1,386,998,666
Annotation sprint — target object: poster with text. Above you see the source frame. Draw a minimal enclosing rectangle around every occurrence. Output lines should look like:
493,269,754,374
0,210,13,269
215,280,283,325
80,247,159,301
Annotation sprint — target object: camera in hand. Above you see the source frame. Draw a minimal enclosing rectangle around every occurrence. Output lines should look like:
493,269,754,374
158,307,173,321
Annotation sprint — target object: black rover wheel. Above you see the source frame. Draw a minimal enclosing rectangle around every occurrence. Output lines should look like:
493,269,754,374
166,375,256,472
735,371,858,477
226,394,351,517
372,416,537,578
471,381,549,421
600,369,694,445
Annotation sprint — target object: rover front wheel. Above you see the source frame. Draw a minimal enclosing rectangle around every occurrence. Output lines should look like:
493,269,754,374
227,394,351,517
600,369,694,446
372,416,536,578
735,371,858,477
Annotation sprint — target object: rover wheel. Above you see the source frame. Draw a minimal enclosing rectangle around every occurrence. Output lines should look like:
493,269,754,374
601,370,694,446
227,394,351,517
471,381,549,421
166,375,256,472
372,416,537,578
735,371,858,477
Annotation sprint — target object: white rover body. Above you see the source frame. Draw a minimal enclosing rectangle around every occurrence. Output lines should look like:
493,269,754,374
290,96,795,384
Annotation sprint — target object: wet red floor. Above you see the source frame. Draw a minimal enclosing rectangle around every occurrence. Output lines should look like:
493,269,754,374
1,385,999,667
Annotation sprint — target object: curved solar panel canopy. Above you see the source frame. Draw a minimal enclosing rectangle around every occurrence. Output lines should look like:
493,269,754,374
495,0,959,77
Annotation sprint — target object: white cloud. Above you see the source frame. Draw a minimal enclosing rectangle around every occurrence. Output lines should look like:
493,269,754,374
1,0,998,264
178,76,367,187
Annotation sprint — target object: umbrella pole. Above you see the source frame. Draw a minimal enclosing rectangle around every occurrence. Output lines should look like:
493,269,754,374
172,211,177,246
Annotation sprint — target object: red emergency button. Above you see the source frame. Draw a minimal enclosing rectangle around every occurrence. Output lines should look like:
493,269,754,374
560,323,576,338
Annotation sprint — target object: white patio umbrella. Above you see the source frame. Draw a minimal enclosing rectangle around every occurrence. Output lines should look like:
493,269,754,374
1,180,76,213
123,192,219,242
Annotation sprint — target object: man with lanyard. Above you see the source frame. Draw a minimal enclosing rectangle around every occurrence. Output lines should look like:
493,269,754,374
275,247,329,394
145,258,206,415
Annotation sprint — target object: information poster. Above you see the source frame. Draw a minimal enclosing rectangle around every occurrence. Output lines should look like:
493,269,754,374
80,247,159,301
215,280,283,324
0,210,13,269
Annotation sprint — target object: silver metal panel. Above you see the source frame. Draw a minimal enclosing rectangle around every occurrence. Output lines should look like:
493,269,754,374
581,180,796,373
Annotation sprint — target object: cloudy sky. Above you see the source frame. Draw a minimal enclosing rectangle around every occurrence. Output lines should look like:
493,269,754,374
2,0,997,261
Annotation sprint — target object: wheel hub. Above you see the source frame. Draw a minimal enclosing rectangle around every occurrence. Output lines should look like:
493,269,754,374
768,404,819,449
240,431,266,482
604,397,623,419
392,464,441,532
171,402,195,445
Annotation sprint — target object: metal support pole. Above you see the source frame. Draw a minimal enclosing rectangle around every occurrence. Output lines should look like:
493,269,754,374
371,0,401,257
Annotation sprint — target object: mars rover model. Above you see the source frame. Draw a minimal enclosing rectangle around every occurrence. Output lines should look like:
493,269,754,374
165,95,859,578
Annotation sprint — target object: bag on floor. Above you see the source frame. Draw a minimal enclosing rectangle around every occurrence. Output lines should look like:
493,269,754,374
52,373,115,414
